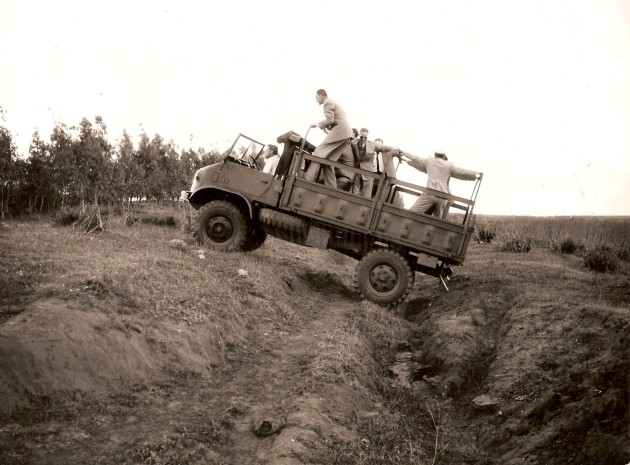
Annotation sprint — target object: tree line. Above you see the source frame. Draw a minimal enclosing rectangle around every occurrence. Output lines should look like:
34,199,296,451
0,113,225,218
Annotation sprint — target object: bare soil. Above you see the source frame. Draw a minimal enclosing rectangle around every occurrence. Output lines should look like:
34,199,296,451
0,217,628,464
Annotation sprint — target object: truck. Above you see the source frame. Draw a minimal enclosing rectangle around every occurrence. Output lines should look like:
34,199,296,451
180,130,483,306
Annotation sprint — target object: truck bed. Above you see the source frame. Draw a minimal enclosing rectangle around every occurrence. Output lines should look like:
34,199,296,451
280,173,475,264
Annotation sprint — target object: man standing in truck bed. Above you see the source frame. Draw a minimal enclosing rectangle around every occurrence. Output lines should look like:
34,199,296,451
303,89,353,188
402,151,482,218
350,128,377,198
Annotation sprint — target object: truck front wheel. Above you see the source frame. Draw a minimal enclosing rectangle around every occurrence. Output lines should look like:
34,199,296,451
355,249,414,306
196,201,249,251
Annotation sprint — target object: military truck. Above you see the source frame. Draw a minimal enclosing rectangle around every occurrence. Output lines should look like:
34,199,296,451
180,131,483,306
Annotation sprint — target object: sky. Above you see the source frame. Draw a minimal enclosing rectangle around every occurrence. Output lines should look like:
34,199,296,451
1,0,629,215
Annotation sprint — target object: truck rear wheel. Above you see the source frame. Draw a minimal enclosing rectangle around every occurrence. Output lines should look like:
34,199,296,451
242,227,267,252
196,200,249,251
355,249,414,306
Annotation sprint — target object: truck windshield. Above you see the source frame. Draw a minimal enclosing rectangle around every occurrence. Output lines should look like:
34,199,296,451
226,134,267,165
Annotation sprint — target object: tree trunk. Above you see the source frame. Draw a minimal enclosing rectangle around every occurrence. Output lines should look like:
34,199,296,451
2,185,8,219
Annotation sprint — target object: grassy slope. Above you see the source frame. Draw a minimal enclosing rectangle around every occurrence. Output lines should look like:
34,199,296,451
0,211,628,465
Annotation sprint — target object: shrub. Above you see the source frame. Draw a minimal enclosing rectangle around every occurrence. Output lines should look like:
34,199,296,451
475,226,496,244
53,209,80,227
559,238,579,255
497,237,531,253
180,215,194,234
108,205,123,216
124,213,138,227
140,215,177,227
617,244,630,262
583,246,618,272
180,205,195,234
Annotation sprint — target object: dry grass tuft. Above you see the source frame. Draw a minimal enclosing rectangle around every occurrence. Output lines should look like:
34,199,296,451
583,246,618,272
558,238,582,255
140,214,177,227
474,225,496,244
497,237,532,253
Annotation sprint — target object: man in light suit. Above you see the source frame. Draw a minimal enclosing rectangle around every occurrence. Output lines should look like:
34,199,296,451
350,128,377,198
303,89,353,188
337,128,360,185
402,151,482,218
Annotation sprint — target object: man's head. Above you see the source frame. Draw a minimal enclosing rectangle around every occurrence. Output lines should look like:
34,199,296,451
375,138,383,150
352,128,359,138
359,128,369,140
266,144,278,157
434,152,448,161
315,89,327,105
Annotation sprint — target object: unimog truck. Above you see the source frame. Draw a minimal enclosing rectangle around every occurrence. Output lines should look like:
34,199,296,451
180,131,483,306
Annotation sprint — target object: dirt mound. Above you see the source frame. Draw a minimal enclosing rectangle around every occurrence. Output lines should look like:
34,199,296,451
398,284,630,465
0,298,231,411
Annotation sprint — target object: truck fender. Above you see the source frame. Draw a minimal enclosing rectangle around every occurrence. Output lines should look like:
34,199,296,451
189,187,254,219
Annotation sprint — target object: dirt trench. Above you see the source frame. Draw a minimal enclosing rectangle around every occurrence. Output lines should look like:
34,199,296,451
396,272,630,465
1,231,629,465
0,266,392,465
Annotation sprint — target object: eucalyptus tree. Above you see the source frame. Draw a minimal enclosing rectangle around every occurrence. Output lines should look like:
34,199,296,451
25,130,56,213
49,122,79,209
0,120,17,218
112,130,140,206
179,147,202,189
76,116,113,209
161,139,182,202
133,131,153,202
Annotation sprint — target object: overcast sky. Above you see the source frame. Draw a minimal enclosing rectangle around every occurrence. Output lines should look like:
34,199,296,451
2,0,629,215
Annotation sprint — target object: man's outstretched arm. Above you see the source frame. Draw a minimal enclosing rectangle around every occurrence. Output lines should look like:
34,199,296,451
400,151,428,174
451,165,483,181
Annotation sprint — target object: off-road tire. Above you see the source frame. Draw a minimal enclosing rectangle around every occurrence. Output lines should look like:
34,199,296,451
196,200,250,251
354,249,414,306
242,227,267,252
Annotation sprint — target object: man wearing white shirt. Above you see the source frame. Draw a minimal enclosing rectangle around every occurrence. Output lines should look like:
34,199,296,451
262,144,280,175
350,128,377,198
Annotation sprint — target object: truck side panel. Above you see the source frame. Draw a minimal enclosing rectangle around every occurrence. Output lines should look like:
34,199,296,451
282,178,471,262
373,205,470,260
287,184,373,228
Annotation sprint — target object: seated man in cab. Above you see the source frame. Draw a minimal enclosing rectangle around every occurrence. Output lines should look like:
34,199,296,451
262,144,280,175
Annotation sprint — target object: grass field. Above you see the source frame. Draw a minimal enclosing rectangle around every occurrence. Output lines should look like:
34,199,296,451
477,214,630,246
